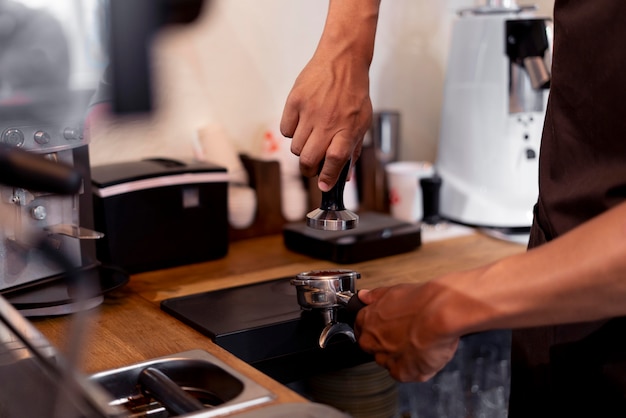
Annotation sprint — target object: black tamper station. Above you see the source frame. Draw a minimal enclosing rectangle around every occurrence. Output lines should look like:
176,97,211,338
306,162,359,231
283,160,422,263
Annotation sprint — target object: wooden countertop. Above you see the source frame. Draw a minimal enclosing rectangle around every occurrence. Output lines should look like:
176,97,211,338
32,229,525,412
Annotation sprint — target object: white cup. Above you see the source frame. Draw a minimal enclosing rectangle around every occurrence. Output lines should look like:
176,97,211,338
385,161,434,223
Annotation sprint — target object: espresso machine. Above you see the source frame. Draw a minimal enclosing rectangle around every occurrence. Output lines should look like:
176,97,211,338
436,0,552,236
0,116,120,315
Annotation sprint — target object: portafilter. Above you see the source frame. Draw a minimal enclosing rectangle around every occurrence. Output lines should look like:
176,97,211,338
291,269,365,348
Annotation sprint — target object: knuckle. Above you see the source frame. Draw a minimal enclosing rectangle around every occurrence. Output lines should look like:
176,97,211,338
299,154,317,169
324,147,351,165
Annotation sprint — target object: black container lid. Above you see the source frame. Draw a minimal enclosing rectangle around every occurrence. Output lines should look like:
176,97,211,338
91,158,226,188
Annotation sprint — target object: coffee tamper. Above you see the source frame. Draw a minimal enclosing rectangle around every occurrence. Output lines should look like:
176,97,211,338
306,162,359,230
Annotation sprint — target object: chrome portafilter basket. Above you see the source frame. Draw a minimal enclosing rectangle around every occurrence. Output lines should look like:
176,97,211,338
290,269,365,348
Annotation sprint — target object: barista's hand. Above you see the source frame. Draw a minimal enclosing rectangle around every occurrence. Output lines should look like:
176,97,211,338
355,284,461,382
280,0,379,192
280,53,372,192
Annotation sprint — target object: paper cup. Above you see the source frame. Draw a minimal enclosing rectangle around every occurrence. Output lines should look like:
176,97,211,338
385,161,434,223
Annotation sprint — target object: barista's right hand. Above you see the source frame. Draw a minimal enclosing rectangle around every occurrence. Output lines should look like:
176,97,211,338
280,0,380,192
280,53,372,192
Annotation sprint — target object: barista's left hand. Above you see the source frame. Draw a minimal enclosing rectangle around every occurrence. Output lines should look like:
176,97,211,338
355,201,626,383
355,284,461,382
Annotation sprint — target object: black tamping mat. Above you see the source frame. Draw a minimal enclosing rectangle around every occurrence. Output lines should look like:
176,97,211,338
161,276,373,383
283,211,422,263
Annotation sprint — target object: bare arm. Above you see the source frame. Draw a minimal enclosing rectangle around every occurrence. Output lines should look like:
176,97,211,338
280,0,380,191
356,201,626,381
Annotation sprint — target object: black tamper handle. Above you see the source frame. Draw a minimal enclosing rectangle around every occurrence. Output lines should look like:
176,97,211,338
307,160,358,230
139,367,204,415
319,161,351,211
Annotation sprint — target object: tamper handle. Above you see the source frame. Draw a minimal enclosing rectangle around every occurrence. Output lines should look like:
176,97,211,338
307,161,358,230
319,162,351,211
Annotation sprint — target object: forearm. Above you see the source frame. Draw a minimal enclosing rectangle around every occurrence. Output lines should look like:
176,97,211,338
281,0,381,187
434,201,626,336
316,0,380,69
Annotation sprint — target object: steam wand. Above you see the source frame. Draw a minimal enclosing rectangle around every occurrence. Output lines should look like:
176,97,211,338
0,143,82,194
306,161,359,230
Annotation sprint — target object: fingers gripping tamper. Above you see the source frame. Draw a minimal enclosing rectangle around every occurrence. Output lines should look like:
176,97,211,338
306,162,359,230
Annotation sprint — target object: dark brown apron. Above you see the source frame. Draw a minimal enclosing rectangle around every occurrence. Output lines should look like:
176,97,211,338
509,1,626,416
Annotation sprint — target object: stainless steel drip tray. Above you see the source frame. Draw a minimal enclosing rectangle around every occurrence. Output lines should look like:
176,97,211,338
89,349,275,417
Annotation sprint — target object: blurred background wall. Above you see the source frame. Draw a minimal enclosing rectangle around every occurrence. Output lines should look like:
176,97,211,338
8,0,555,167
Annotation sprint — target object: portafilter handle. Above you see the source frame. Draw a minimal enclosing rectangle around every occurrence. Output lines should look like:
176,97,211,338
337,290,368,313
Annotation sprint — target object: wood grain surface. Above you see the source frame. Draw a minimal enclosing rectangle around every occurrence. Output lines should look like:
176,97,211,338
32,231,525,410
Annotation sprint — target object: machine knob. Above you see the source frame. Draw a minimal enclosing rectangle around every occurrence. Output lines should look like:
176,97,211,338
31,205,47,220
63,127,81,140
34,131,51,145
2,128,24,147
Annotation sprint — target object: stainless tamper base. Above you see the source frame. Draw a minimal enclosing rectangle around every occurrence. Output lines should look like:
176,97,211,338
306,208,359,231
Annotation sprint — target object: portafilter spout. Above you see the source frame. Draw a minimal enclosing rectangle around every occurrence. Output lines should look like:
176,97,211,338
318,308,358,349
306,162,359,231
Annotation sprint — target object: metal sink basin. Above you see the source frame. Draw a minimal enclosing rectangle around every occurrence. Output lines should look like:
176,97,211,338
90,349,275,417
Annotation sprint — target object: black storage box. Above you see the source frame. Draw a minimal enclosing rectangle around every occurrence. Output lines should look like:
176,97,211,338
91,158,229,273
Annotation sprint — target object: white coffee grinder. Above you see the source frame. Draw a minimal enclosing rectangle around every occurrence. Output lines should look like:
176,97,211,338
436,0,552,239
